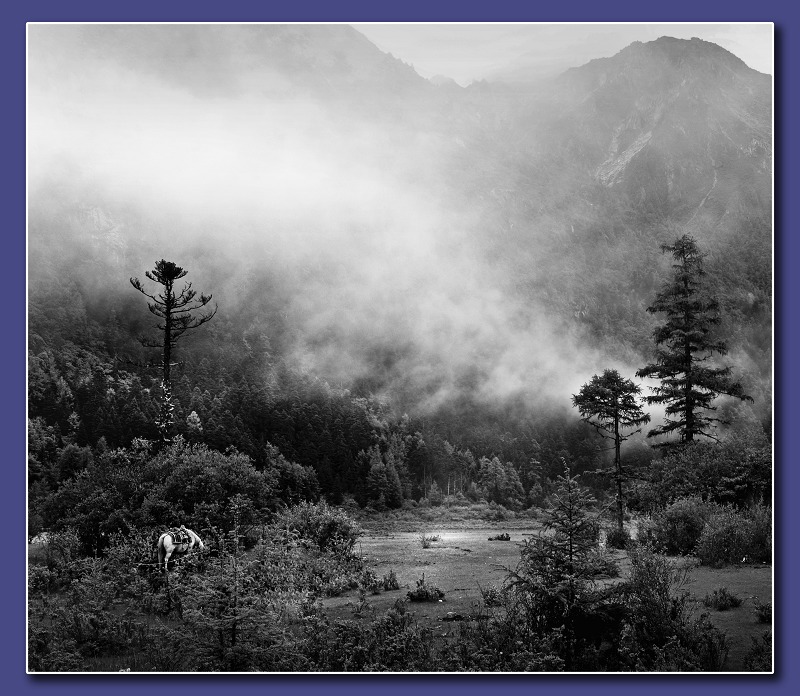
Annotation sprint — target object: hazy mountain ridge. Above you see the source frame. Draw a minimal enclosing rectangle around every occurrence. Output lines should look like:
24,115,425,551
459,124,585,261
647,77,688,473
30,24,429,98
28,27,772,426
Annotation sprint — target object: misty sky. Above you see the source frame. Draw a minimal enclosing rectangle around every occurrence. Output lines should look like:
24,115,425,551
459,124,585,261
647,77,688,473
355,23,774,85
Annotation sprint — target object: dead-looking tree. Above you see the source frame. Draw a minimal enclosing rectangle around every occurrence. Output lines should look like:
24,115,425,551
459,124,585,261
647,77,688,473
573,369,649,537
131,260,217,440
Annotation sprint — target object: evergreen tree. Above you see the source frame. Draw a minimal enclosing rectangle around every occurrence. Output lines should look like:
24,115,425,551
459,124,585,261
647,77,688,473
176,502,284,670
636,235,751,445
477,456,525,509
573,369,650,535
507,463,600,669
130,260,217,440
364,446,402,509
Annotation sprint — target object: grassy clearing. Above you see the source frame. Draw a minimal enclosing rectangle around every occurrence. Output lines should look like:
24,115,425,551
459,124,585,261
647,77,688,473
323,526,772,672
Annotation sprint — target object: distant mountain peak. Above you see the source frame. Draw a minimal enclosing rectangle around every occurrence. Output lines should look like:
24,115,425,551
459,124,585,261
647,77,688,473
568,35,758,88
547,35,772,218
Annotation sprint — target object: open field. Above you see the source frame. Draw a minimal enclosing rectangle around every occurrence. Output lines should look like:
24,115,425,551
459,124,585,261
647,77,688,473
321,528,772,672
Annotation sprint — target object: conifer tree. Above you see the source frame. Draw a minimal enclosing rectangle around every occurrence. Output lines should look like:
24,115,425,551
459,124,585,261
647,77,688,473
364,445,402,509
130,260,216,440
508,463,599,669
636,235,750,445
573,369,649,536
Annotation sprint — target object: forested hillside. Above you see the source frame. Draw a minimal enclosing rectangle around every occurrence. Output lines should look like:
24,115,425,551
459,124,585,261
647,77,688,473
28,26,771,543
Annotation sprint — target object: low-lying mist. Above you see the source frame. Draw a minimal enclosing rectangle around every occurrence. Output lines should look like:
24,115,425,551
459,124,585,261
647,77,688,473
27,25,765,427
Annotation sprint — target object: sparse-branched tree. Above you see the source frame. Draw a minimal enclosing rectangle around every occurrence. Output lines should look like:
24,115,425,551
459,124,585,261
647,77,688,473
130,260,217,440
636,235,751,446
573,369,650,535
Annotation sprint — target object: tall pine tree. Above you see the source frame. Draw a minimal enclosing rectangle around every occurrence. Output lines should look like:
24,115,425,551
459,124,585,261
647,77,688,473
636,235,750,445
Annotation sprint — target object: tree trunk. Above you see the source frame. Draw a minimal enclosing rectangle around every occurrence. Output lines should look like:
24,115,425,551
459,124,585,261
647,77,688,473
615,409,624,535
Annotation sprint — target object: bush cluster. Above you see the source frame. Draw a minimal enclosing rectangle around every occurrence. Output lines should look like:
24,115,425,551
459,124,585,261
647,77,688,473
637,496,713,555
637,497,771,567
28,502,370,672
273,500,362,555
702,587,742,611
35,438,321,556
629,438,770,513
694,504,772,567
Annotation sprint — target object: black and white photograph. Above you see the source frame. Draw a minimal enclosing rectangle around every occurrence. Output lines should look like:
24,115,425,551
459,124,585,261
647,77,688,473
27,22,773,673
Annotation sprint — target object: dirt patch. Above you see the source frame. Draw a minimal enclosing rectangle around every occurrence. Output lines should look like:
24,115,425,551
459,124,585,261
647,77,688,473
323,529,539,632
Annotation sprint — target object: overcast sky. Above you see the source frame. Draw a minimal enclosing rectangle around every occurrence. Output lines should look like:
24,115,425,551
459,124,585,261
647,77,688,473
355,23,773,85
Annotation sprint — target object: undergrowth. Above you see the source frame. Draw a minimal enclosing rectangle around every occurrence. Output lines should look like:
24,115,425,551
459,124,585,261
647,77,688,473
702,587,742,611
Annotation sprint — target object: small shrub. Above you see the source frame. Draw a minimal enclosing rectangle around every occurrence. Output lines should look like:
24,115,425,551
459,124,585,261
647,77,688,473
407,573,445,602
359,569,382,595
752,597,772,624
419,533,439,548
382,570,400,591
702,587,743,610
352,589,373,616
745,631,772,671
587,548,620,578
605,527,629,550
480,583,504,608
487,533,510,541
